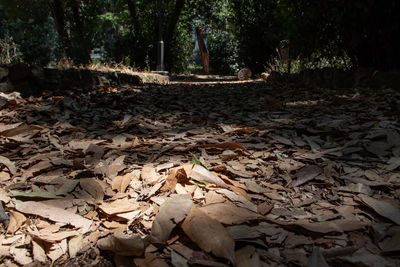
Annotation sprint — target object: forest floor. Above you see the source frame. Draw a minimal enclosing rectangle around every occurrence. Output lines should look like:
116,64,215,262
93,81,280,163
0,77,400,266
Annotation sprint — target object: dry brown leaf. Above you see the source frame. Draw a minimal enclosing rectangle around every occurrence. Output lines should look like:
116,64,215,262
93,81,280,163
99,198,138,215
134,253,170,267
216,189,258,212
0,170,10,181
7,210,26,234
200,202,264,225
116,210,142,221
257,202,273,215
292,165,322,187
306,247,329,267
175,183,188,194
0,155,17,175
189,164,228,188
47,239,67,262
80,178,104,203
106,155,126,178
235,245,262,267
28,228,81,242
112,173,134,193
200,142,250,154
357,194,400,225
15,201,92,233
68,234,83,258
103,221,125,229
181,206,236,265
0,123,41,137
150,194,193,244
32,239,47,263
22,160,53,180
97,230,144,256
295,219,369,234
340,248,396,267
10,247,32,265
141,165,161,185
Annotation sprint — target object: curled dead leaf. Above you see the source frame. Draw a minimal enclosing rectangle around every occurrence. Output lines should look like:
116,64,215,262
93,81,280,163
97,231,144,256
181,206,236,265
150,194,193,244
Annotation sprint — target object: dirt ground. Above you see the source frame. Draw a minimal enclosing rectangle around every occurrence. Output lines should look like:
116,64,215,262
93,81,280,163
0,77,400,266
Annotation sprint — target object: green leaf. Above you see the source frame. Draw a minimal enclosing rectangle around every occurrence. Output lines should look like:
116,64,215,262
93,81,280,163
191,155,207,169
190,178,209,186
10,190,63,199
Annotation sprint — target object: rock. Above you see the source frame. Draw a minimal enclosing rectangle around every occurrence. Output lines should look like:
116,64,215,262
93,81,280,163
8,63,32,82
368,69,400,89
261,72,270,80
0,66,8,81
0,80,14,93
238,68,252,80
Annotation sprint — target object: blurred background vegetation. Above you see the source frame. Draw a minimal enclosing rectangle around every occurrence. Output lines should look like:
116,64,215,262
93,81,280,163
0,0,399,74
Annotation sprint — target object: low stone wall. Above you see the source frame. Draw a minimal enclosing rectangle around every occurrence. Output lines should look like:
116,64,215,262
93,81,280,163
0,64,169,97
264,68,400,90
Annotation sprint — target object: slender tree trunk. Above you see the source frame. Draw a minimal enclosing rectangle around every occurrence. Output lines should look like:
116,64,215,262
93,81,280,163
48,0,70,58
70,0,91,64
195,27,209,74
125,0,142,39
164,0,185,68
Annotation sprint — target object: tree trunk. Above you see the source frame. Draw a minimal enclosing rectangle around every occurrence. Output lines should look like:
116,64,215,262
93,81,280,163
48,0,70,58
195,27,209,74
164,0,185,68
70,0,91,64
125,0,142,39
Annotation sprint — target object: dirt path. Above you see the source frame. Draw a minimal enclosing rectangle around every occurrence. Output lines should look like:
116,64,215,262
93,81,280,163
0,80,399,266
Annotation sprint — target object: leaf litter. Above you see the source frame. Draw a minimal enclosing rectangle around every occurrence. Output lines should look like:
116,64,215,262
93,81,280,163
0,80,399,266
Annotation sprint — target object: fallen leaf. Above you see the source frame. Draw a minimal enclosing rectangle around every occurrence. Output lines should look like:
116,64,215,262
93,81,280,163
134,253,169,267
171,249,189,267
111,173,132,193
15,201,92,233
7,210,26,234
55,180,79,195
200,142,250,154
216,189,258,212
80,178,104,203
99,198,138,215
292,165,322,187
47,239,67,262
150,194,193,244
68,234,83,258
340,248,396,267
112,134,127,146
357,194,400,225
295,219,369,234
10,247,32,265
11,190,62,199
28,228,81,242
32,239,47,263
200,202,264,225
141,165,161,185
97,230,144,256
235,245,262,267
306,247,329,267
0,155,17,175
181,206,236,265
189,164,228,188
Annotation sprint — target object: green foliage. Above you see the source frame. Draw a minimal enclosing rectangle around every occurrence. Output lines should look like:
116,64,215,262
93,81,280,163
232,0,283,74
276,0,400,70
0,2,56,65
208,29,239,75
166,13,191,73
0,36,22,64
1,0,399,72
